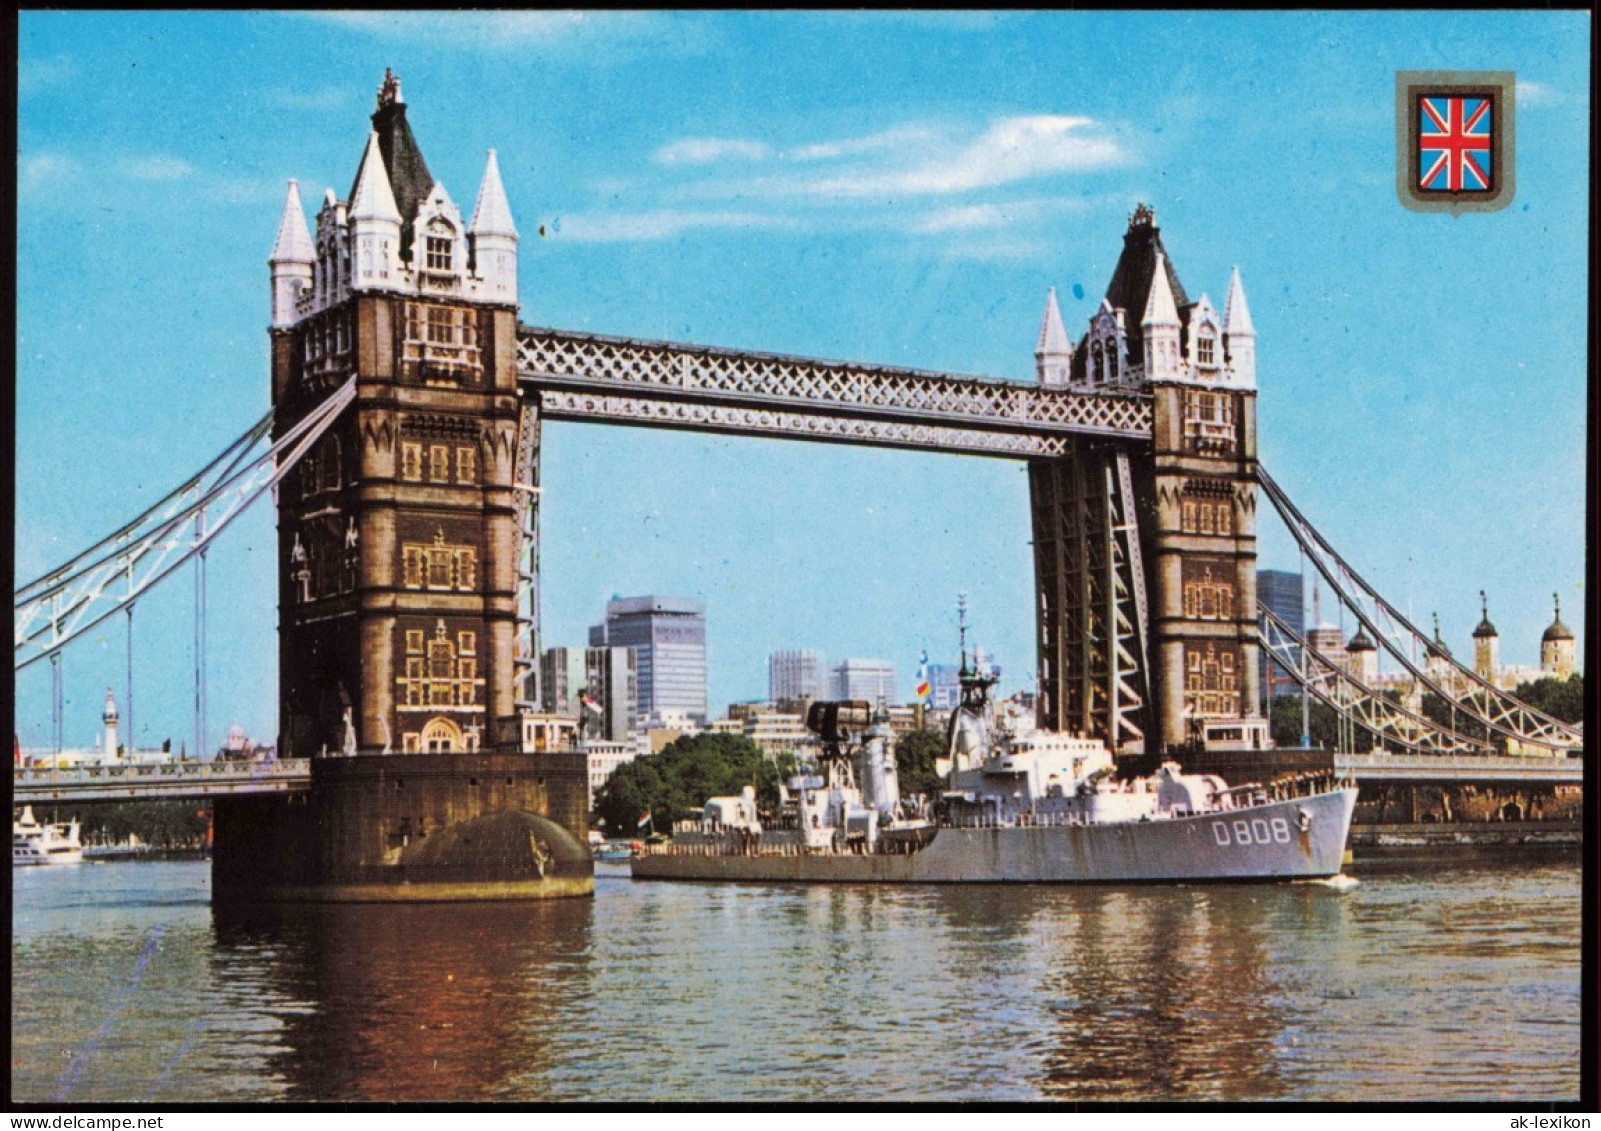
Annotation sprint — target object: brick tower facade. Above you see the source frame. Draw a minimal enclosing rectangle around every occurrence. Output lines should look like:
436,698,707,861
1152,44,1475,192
215,71,590,901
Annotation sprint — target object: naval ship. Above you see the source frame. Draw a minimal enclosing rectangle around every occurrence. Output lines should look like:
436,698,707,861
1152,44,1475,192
631,656,1356,886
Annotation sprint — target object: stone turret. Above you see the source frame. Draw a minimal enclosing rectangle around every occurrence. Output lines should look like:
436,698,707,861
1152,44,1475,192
1223,266,1256,388
1034,287,1073,388
1472,591,1499,680
468,149,519,306
1541,594,1576,678
1141,251,1183,383
269,180,314,328
348,131,402,291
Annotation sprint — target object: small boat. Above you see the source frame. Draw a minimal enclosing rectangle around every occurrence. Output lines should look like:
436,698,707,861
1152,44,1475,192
13,806,85,867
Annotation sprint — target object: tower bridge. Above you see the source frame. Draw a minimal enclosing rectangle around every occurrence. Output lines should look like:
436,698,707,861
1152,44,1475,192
14,71,1580,900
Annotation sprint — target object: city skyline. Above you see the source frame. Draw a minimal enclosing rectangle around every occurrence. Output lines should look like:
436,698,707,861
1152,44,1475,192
15,12,1588,749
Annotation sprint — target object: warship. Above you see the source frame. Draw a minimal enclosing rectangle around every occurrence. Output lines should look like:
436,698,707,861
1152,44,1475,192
631,636,1356,886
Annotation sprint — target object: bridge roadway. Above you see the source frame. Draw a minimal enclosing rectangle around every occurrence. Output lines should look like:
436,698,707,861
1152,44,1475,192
1332,752,1583,786
13,759,310,804
10,751,1579,805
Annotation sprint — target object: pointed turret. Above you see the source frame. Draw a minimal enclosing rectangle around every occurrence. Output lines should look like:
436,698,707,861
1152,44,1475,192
1034,287,1072,387
270,180,315,263
1100,204,1188,372
348,131,402,291
1223,266,1256,388
1223,266,1255,336
1142,254,1181,327
1142,250,1183,381
349,131,402,224
270,180,314,327
469,149,519,305
469,149,517,239
367,68,435,262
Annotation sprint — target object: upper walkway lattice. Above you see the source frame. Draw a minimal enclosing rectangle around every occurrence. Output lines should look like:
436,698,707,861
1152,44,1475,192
517,325,1152,457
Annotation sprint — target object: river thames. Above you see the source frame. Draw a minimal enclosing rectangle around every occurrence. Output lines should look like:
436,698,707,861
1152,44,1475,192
11,854,1581,1104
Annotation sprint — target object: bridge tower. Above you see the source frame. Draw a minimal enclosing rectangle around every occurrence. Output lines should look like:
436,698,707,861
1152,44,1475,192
214,71,591,901
1030,206,1266,756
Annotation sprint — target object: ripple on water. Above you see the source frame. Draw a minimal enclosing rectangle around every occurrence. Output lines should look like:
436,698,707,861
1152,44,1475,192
10,856,1582,1103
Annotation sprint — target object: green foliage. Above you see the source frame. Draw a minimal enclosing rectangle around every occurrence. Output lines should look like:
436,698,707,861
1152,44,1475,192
1420,693,1491,745
1266,695,1376,752
894,728,948,799
1513,674,1585,725
593,733,793,836
74,801,210,848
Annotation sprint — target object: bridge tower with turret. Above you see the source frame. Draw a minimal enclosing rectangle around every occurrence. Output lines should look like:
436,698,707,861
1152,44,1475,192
213,71,591,901
1029,206,1267,757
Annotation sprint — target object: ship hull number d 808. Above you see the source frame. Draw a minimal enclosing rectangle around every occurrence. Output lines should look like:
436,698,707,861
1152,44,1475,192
1211,816,1292,847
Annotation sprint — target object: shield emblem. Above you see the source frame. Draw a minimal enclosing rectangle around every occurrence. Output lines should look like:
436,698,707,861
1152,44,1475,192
1396,72,1515,214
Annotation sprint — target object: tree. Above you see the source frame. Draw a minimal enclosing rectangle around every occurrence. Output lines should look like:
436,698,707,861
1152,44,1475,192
895,728,947,799
592,733,793,836
1513,674,1585,725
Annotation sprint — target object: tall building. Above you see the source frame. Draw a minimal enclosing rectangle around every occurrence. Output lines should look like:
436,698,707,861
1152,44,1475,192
927,663,961,711
583,646,638,742
769,649,827,702
539,647,586,717
1256,569,1303,696
590,595,708,725
830,658,897,705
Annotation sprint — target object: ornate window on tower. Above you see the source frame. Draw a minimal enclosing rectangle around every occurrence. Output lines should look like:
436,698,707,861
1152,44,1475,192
456,445,477,484
1182,390,1236,454
401,442,423,481
400,530,478,593
1180,478,1236,536
396,620,485,718
1184,643,1240,719
425,231,453,274
401,301,481,384
1182,558,1237,622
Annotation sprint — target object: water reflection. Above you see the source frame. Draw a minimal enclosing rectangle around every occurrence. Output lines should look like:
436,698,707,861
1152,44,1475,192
10,860,1580,1103
211,899,593,1101
1031,887,1294,1100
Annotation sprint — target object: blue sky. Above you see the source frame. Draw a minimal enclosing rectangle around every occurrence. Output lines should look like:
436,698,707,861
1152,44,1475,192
15,11,1589,751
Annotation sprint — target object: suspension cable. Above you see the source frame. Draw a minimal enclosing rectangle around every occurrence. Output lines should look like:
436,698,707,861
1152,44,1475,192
1257,465,1578,750
14,379,355,671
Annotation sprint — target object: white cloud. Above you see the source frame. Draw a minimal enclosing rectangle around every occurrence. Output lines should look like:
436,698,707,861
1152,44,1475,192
550,209,797,243
654,138,771,166
20,153,78,194
1516,80,1562,108
806,116,1125,198
789,125,939,163
121,156,196,181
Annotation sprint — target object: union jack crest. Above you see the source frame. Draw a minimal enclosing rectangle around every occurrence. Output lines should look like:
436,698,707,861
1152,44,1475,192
1396,72,1515,214
1418,96,1493,191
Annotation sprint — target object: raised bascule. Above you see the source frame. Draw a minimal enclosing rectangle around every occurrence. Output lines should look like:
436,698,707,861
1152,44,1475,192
15,72,1580,900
